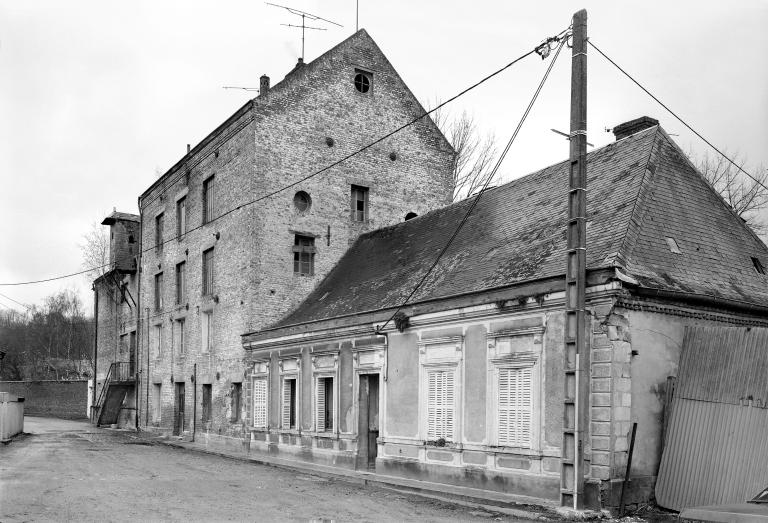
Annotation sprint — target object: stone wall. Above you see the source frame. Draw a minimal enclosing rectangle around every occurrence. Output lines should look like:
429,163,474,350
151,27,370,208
135,30,454,439
0,380,89,419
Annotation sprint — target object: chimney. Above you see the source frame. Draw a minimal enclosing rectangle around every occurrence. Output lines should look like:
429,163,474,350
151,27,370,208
260,74,270,95
187,144,191,154
612,116,659,141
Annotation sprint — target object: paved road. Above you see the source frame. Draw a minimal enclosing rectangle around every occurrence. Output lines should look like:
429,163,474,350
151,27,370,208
0,417,535,522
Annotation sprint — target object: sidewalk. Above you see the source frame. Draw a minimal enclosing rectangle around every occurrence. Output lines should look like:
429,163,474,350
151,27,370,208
138,431,561,520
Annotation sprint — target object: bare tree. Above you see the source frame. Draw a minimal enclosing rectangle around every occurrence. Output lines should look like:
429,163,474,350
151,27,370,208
694,151,768,235
430,102,499,201
80,218,110,282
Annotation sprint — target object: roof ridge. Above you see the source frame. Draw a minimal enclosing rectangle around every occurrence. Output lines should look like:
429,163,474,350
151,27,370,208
616,125,662,266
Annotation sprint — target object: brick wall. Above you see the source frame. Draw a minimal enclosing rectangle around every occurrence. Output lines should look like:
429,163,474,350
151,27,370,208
0,380,89,419
105,29,454,438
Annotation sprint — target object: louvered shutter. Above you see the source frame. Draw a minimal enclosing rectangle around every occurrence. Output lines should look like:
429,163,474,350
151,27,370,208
253,378,267,428
427,370,454,440
316,378,326,432
498,367,533,447
282,379,292,429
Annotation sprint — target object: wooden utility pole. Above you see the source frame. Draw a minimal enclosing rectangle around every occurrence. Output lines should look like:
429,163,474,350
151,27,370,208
561,8,588,510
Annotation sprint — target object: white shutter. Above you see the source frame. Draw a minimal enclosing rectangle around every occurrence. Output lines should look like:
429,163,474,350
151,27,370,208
253,378,267,428
316,378,326,432
498,367,533,447
282,379,292,429
427,370,454,440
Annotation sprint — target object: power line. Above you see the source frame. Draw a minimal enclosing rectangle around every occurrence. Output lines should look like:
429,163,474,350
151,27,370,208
0,292,32,310
0,31,567,288
588,39,768,194
376,35,568,334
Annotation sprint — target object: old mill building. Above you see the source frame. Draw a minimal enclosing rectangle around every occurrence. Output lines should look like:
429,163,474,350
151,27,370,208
91,30,768,512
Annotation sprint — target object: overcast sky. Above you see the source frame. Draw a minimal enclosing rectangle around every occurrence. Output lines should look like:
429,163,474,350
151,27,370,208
1,0,766,314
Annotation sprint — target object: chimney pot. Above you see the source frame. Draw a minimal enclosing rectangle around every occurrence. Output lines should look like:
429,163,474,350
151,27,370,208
260,74,270,95
187,144,191,153
612,116,659,141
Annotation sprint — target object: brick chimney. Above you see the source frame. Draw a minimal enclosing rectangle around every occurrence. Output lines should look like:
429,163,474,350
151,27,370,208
613,116,659,140
260,74,270,95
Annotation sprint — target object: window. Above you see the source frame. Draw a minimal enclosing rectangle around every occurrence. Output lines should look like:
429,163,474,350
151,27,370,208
231,382,242,422
201,384,212,423
176,197,187,237
203,175,215,224
354,70,371,93
201,311,213,353
351,185,369,222
497,366,533,448
202,248,214,295
293,191,311,212
293,235,315,276
176,318,185,355
253,377,268,429
753,257,766,275
152,324,163,359
281,378,297,429
155,213,164,251
152,384,162,423
175,261,186,305
426,369,455,441
154,272,163,310
315,376,334,432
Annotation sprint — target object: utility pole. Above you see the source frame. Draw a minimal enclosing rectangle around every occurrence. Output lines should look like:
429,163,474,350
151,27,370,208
561,8,587,510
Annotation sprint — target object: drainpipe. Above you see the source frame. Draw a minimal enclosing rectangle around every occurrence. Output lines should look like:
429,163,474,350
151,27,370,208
136,214,143,432
92,283,98,422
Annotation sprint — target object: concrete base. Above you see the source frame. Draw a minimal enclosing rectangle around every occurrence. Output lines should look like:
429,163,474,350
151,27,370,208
377,455,561,501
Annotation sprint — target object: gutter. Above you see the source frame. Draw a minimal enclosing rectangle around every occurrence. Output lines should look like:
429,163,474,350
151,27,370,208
633,287,768,317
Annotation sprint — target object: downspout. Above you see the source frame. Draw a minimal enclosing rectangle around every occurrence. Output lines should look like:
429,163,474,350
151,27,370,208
92,283,98,422
135,214,143,431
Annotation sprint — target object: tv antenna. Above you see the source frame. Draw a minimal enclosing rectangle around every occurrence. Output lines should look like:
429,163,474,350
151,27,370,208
266,2,343,61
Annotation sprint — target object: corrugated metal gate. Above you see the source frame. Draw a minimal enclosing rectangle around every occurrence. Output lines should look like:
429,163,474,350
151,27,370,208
655,326,768,511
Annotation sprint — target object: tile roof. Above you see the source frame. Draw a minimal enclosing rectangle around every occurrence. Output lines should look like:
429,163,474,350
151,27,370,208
269,126,768,330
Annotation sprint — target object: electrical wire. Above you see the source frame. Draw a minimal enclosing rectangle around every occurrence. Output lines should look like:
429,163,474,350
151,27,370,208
0,291,32,310
588,39,768,194
376,36,567,334
0,30,568,288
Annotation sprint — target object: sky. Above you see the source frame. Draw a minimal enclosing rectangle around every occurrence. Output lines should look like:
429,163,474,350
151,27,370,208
1,0,766,314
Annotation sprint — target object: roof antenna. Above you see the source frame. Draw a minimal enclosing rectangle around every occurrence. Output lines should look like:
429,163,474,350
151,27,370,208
266,2,343,62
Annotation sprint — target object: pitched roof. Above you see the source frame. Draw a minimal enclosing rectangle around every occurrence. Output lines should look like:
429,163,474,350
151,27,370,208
268,125,768,330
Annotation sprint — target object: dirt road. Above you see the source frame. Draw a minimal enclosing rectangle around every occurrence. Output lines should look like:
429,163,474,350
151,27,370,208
0,417,535,522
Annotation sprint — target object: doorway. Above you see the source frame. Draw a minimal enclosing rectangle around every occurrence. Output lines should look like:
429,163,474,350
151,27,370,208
174,382,185,436
357,373,380,470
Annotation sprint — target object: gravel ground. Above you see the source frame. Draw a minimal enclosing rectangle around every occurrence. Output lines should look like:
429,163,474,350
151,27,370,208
0,417,542,522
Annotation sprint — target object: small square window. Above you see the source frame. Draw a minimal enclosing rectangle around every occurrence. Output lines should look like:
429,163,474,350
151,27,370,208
293,235,315,276
351,185,369,222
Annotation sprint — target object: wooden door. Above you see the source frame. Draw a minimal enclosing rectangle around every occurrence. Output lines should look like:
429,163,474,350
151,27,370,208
357,374,380,469
174,382,185,435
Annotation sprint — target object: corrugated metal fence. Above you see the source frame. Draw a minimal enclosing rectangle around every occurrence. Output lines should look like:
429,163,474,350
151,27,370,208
655,326,768,511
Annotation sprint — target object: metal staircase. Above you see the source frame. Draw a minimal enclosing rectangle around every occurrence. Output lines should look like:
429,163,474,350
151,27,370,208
93,362,135,427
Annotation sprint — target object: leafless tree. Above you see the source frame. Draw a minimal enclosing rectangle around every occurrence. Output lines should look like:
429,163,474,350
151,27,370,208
430,102,499,201
694,151,768,235
0,290,93,380
79,217,110,282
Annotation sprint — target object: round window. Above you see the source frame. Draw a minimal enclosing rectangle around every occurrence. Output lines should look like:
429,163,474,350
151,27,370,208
293,191,311,212
354,73,370,93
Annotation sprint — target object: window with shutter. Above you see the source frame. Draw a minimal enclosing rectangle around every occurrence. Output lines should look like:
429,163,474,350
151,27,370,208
282,378,296,429
253,378,267,428
316,378,326,432
427,370,454,440
498,367,533,447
